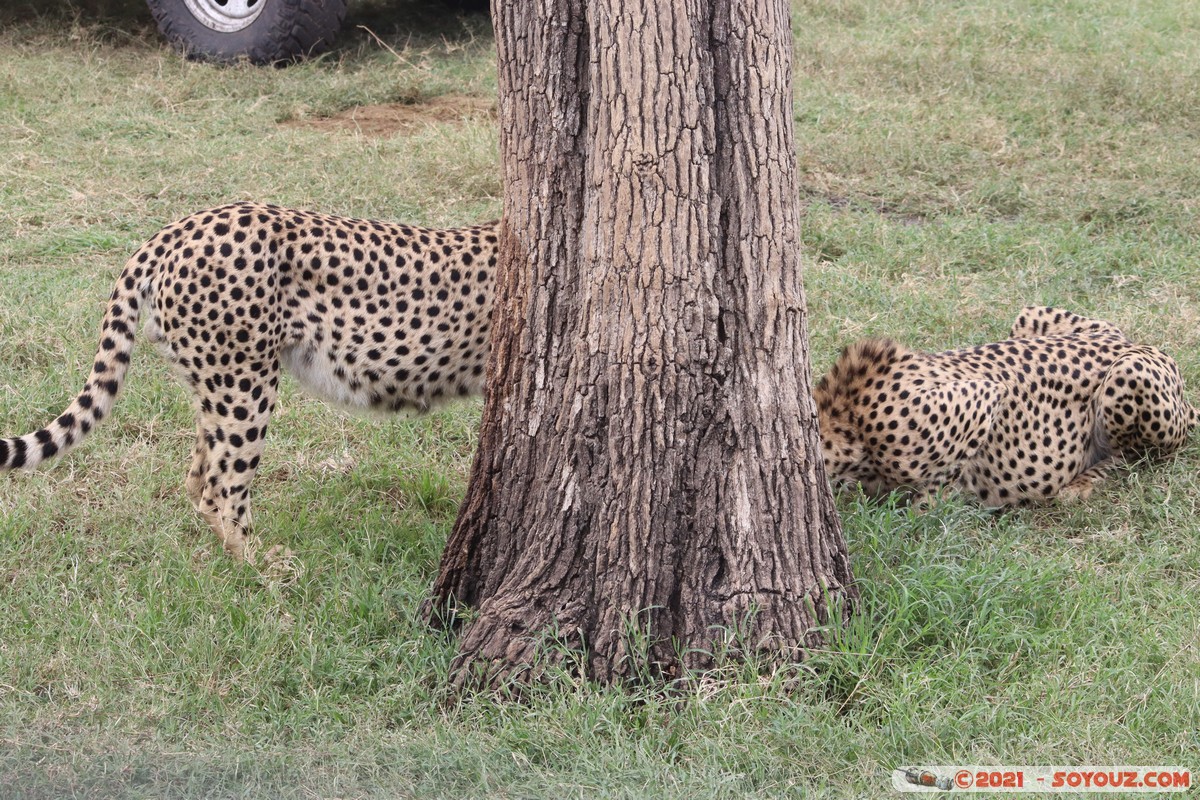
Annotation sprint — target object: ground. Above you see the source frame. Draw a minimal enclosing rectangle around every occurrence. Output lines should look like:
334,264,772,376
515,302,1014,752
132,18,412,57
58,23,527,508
0,1,1198,798
284,92,496,138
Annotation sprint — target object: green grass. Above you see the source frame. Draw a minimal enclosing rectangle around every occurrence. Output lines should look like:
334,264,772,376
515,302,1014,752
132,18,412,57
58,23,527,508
1,1,1199,797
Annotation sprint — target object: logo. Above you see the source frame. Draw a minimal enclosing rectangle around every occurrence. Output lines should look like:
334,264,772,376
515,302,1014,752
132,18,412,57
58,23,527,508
892,766,1191,793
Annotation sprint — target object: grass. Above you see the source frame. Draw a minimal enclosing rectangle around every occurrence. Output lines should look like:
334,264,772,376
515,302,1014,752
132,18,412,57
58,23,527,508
1,0,1199,797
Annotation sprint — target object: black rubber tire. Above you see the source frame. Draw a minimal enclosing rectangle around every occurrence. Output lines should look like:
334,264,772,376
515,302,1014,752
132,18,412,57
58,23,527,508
147,0,348,65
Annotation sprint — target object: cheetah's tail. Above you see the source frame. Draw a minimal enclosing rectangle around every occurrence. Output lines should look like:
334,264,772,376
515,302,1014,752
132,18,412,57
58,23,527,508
0,259,148,470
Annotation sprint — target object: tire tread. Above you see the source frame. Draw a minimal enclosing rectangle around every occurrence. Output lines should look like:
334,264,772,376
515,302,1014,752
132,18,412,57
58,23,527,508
147,0,348,64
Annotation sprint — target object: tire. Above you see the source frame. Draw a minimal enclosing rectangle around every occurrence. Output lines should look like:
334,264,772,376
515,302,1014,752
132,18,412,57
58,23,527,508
147,0,348,65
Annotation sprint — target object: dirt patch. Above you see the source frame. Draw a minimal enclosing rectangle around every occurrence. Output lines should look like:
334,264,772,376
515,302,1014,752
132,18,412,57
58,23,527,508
285,93,496,138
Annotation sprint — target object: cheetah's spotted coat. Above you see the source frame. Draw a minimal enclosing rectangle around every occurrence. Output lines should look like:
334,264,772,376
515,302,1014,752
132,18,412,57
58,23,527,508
1,203,498,560
815,307,1197,506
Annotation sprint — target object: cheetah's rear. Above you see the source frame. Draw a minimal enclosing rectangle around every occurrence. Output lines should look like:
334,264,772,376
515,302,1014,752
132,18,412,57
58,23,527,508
0,203,499,560
815,307,1198,506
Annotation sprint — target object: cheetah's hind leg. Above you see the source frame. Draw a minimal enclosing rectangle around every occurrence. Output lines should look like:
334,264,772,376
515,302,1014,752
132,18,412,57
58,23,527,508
1063,347,1199,503
188,376,279,562
1096,347,1197,457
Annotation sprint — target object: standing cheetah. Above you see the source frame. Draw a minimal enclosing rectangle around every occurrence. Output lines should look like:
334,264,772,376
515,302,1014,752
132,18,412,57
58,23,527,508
1,203,499,560
815,307,1198,506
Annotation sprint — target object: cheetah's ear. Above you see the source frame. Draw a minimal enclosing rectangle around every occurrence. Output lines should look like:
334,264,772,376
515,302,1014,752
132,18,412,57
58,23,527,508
1009,307,1124,340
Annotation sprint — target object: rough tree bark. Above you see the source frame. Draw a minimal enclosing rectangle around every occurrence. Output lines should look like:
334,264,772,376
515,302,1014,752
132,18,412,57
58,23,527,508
426,0,856,688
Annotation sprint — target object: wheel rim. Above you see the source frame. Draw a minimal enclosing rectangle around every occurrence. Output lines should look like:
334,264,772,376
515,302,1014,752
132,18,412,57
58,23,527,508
182,0,266,33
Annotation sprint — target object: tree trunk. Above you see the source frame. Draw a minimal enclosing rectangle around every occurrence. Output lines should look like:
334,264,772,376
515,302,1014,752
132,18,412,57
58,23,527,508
425,0,856,688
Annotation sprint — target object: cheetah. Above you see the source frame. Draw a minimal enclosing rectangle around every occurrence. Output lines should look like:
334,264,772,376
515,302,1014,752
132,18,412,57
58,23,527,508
815,307,1198,507
1,203,499,560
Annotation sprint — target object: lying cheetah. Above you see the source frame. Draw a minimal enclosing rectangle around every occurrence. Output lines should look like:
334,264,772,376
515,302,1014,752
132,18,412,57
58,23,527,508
815,307,1198,506
1,203,498,560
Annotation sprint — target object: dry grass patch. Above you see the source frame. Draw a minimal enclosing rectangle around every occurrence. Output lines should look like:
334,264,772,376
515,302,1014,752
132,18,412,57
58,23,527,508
283,92,497,139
